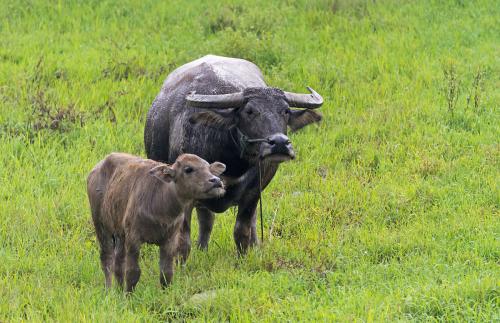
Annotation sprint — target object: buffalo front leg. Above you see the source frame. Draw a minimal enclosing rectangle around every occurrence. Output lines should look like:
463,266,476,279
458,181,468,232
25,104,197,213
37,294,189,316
250,209,259,246
159,244,175,288
125,241,141,293
196,207,215,250
177,205,193,263
234,197,259,255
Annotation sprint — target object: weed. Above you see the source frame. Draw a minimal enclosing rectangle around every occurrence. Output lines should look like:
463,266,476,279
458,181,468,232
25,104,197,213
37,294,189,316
28,90,84,133
218,30,281,69
466,67,485,111
204,5,241,34
443,62,461,117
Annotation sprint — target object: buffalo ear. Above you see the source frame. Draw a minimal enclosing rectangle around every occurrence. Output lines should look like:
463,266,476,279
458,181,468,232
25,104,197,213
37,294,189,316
288,109,322,132
209,162,226,176
189,111,236,129
149,164,175,183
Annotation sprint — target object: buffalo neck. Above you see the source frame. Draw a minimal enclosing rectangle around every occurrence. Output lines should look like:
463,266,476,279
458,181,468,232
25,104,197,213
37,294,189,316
216,127,252,178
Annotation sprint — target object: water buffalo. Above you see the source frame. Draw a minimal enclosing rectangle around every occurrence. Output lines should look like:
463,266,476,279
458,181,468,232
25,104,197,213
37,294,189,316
87,152,226,291
144,55,323,255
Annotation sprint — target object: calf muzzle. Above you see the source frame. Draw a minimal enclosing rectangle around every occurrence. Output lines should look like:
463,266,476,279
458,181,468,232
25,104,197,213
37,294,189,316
209,176,223,188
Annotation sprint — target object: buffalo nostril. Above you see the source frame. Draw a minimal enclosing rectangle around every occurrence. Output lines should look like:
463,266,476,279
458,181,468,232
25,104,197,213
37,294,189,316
267,134,290,146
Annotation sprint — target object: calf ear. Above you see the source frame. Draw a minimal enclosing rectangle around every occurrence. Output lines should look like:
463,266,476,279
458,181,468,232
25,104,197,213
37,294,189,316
189,111,236,129
149,165,175,183
209,162,226,176
288,109,322,132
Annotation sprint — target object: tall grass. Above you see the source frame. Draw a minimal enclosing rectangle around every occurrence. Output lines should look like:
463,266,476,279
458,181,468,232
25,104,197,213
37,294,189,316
1,0,499,321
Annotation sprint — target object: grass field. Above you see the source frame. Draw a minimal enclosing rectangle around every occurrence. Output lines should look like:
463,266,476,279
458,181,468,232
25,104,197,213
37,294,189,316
1,0,499,321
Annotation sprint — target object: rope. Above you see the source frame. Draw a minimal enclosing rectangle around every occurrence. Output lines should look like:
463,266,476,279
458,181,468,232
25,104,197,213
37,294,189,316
230,126,268,243
258,160,264,243
233,127,269,158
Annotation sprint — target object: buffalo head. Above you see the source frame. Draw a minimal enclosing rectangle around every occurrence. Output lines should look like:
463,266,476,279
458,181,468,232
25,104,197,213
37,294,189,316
187,87,323,164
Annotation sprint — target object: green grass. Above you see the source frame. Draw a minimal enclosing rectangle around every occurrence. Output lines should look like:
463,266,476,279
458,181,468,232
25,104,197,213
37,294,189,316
1,0,499,321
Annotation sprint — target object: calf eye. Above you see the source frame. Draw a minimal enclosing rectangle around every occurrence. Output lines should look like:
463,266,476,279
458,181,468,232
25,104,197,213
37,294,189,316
184,167,193,174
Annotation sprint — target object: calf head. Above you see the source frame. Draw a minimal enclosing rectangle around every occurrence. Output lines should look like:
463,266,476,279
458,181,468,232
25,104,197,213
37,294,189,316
187,87,323,164
149,154,226,200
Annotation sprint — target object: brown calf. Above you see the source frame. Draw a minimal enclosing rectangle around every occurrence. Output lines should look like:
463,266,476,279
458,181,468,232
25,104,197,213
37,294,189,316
87,153,226,292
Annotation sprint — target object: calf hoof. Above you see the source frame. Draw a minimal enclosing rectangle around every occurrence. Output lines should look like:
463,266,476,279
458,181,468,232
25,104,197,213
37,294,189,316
176,243,191,264
104,276,112,290
125,268,141,293
114,275,124,289
160,273,173,288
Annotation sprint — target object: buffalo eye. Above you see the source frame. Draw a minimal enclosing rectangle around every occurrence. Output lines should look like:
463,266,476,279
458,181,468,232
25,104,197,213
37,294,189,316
283,108,290,115
184,167,194,174
246,109,253,116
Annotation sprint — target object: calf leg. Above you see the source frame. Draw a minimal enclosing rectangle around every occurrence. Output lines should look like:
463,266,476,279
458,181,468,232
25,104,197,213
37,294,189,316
159,244,175,288
125,241,141,293
177,205,193,263
196,207,215,250
113,235,125,289
94,225,113,289
234,198,259,255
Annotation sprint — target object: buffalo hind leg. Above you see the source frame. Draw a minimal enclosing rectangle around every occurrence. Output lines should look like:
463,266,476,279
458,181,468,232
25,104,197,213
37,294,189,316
234,198,258,255
196,207,215,250
177,205,193,263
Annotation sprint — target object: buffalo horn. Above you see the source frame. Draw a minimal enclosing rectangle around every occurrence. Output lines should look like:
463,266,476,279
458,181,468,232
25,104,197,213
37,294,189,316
186,91,244,109
284,86,323,109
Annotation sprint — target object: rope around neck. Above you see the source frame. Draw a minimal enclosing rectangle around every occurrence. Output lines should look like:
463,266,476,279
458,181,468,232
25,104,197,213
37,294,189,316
229,127,266,243
258,160,264,243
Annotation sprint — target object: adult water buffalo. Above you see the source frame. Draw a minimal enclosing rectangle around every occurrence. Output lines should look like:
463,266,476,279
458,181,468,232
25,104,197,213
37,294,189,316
144,55,323,255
